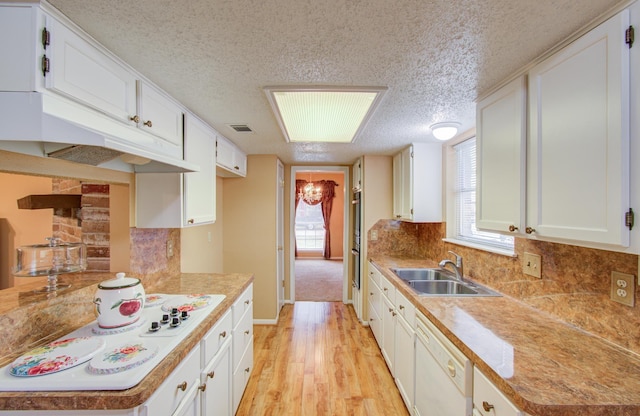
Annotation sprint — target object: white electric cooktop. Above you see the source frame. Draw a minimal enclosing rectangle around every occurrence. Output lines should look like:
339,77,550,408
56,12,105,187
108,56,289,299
0,293,225,391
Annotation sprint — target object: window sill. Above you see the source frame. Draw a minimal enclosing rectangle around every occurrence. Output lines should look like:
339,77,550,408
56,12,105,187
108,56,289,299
442,238,517,258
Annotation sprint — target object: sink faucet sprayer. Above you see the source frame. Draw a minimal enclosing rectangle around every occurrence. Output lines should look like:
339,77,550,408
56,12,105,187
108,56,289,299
439,251,463,281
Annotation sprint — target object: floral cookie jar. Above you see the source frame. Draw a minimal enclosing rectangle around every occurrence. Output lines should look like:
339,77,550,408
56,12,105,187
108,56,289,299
94,272,145,328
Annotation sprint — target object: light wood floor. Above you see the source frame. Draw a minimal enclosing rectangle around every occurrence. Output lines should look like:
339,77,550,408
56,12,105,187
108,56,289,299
236,302,410,416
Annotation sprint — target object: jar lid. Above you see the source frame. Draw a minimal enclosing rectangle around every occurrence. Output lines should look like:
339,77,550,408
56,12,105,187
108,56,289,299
98,272,141,290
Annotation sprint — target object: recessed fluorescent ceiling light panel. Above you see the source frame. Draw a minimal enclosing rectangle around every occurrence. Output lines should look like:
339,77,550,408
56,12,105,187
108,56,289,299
264,86,387,143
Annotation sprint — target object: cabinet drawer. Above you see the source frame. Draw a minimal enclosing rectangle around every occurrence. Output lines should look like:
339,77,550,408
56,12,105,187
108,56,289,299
380,275,396,304
143,344,201,416
232,339,254,414
201,309,232,365
395,290,415,328
368,262,382,287
368,276,381,318
233,285,253,327
233,308,253,371
473,367,523,416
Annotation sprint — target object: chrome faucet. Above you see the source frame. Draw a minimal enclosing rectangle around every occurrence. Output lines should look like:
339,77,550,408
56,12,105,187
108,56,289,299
439,251,463,281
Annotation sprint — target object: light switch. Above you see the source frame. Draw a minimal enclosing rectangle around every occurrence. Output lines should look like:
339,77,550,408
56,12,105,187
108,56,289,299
523,252,541,278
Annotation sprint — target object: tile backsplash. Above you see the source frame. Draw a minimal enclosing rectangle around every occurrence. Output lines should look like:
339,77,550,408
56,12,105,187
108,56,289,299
368,220,640,355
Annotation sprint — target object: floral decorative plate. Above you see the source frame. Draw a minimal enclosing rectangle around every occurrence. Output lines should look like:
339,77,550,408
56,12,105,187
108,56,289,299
9,337,106,377
144,294,167,308
161,294,213,313
87,342,159,375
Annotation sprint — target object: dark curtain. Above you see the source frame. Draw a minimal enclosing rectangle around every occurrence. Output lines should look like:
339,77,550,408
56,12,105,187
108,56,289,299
295,179,338,259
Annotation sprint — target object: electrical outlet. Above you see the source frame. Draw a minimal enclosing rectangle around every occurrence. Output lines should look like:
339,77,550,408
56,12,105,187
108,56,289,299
523,252,541,278
611,271,635,306
166,240,174,258
371,230,378,241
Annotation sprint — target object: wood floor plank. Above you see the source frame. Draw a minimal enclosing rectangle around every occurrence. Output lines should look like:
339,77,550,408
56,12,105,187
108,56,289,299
236,302,409,416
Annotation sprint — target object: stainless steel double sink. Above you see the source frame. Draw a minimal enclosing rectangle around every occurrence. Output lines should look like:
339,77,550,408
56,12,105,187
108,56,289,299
391,268,501,297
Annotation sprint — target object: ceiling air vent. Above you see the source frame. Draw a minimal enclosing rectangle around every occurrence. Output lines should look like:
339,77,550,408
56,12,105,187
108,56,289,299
229,124,253,133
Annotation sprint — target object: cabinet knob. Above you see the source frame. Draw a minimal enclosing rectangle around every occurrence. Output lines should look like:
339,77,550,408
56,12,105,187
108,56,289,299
188,218,195,224
525,227,536,234
198,383,207,392
370,292,374,296
245,329,250,335
244,367,250,373
220,331,227,338
447,359,456,377
177,381,187,391
207,371,215,379
234,165,240,170
482,401,495,412
508,225,518,232
399,305,405,310
392,311,397,316
245,299,251,305
129,115,140,123
143,120,153,127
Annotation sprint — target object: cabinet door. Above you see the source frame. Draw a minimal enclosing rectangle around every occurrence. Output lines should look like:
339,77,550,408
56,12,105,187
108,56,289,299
138,81,184,146
394,314,415,411
381,295,395,373
47,16,137,124
392,151,403,218
476,76,527,235
201,342,232,416
528,9,630,246
172,377,201,416
353,158,362,191
184,115,216,225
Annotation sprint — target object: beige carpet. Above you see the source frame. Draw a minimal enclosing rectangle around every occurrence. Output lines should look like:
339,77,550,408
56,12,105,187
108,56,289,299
295,259,343,301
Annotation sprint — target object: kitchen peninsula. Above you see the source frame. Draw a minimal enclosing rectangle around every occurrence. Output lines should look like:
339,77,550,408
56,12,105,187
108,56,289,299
0,271,253,413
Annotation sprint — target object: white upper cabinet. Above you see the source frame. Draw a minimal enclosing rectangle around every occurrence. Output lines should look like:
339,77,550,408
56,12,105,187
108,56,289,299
353,158,362,192
216,135,247,177
137,81,184,146
476,76,527,235
528,9,630,246
45,14,137,124
393,143,442,222
136,113,216,228
476,9,633,248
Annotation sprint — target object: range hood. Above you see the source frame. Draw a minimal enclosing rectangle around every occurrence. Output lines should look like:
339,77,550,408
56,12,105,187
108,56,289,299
0,92,199,173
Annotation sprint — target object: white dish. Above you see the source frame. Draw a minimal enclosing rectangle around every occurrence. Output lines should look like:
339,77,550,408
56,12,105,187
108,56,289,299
88,342,159,375
162,294,213,312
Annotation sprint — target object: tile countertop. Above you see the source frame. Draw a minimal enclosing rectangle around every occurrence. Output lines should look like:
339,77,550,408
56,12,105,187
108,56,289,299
370,255,640,416
0,272,253,411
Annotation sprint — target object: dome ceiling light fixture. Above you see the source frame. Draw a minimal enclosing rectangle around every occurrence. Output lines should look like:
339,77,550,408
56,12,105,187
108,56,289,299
431,122,461,141
264,86,387,144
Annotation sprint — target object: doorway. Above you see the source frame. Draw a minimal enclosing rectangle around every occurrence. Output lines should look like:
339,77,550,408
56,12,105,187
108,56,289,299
289,166,350,303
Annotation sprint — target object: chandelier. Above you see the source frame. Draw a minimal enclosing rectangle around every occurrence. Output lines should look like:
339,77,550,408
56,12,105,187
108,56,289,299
299,181,323,204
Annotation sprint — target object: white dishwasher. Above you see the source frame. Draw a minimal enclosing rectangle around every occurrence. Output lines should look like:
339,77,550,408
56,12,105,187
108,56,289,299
414,311,473,416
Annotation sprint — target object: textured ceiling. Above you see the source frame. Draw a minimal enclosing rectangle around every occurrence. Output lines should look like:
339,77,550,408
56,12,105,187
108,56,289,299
46,0,624,164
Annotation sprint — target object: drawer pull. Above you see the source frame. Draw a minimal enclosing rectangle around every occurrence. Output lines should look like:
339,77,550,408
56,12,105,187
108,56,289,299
447,359,456,377
244,330,250,335
245,299,251,305
207,371,215,379
220,331,227,338
129,115,140,123
482,401,494,412
143,119,153,127
244,367,250,373
388,308,394,313
399,305,405,310
177,381,187,391
198,383,207,392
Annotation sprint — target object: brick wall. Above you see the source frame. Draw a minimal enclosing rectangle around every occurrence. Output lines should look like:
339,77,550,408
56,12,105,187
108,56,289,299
52,179,110,272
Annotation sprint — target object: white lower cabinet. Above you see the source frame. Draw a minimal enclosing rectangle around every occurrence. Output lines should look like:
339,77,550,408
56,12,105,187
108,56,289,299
393,301,415,411
473,368,525,416
231,286,254,414
143,344,202,416
200,339,232,416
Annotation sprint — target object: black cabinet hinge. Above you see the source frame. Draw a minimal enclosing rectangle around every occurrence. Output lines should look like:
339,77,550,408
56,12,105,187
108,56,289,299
41,55,50,77
625,208,634,230
42,28,50,49
626,26,634,48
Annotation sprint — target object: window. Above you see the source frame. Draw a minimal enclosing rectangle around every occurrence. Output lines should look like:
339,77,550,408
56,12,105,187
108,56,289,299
453,137,514,251
295,201,325,250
